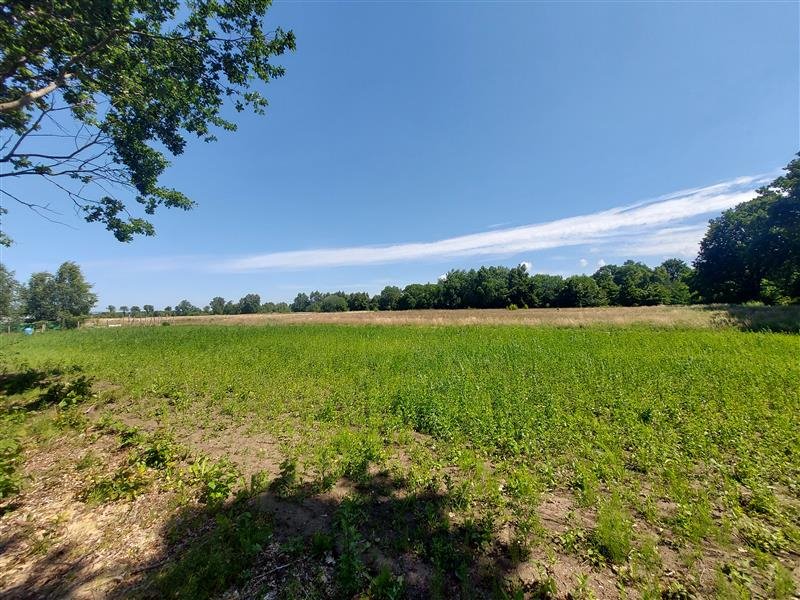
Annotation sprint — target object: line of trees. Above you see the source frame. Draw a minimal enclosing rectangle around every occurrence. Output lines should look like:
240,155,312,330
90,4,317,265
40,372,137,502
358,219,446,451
83,258,696,319
288,258,694,313
101,295,292,318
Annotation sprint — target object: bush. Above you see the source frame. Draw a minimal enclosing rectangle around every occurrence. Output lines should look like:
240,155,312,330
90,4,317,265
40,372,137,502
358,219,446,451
59,314,85,329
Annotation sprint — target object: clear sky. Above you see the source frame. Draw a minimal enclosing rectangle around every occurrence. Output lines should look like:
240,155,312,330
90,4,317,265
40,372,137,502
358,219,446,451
1,1,798,308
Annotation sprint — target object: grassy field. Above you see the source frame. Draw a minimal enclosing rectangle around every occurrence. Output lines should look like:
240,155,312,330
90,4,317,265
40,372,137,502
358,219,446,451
1,319,798,598
85,303,800,331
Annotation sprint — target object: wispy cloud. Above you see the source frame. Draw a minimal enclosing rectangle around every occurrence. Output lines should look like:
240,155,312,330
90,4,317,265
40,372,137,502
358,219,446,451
217,174,768,272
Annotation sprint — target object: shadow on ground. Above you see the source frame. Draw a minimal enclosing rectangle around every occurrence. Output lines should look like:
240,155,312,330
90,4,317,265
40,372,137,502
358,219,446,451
706,304,800,333
130,470,530,599
2,468,531,599
0,367,52,397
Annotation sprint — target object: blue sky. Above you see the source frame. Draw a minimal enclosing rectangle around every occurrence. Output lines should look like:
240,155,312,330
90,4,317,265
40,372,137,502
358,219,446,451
1,1,798,308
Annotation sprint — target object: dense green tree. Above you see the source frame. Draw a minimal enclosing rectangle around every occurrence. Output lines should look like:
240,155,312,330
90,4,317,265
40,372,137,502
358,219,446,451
25,272,57,321
614,261,653,306
238,293,261,314
559,275,606,307
377,286,402,311
174,299,199,316
0,0,295,243
24,262,96,322
507,264,533,308
346,292,371,312
473,266,510,308
398,283,437,310
291,293,310,312
54,261,97,316
529,274,565,308
694,155,800,303
660,258,693,284
592,265,620,305
143,304,154,315
209,296,226,315
261,301,290,313
438,271,469,309
0,264,21,318
320,294,348,312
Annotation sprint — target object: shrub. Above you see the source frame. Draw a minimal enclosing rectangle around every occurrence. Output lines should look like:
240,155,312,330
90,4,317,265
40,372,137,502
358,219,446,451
40,374,94,408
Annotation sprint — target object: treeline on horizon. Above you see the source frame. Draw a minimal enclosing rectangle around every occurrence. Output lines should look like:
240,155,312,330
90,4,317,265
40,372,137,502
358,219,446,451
100,257,695,317
1,155,798,323
287,258,693,314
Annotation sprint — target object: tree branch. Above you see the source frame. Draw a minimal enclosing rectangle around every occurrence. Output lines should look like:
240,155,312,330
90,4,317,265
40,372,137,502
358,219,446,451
0,74,72,113
1,103,52,160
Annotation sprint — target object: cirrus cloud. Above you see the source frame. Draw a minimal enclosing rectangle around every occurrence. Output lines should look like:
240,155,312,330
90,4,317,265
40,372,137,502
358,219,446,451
216,174,769,272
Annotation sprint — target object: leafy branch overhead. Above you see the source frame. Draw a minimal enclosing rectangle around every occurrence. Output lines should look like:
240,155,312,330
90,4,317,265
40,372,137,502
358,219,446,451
0,0,295,243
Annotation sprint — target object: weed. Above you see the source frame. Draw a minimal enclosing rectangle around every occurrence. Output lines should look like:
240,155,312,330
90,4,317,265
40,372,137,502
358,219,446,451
248,469,271,495
189,456,240,507
133,432,184,470
738,517,787,553
270,457,298,497
2,323,799,598
771,563,797,600
593,495,633,564
54,405,88,430
715,563,752,600
368,566,404,599
335,497,368,596
76,451,101,470
310,530,335,558
154,508,272,600
571,572,597,600
40,374,94,408
0,436,21,499
80,464,150,503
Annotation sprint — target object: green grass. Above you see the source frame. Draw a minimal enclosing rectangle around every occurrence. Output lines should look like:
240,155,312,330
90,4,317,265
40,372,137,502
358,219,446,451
1,324,798,596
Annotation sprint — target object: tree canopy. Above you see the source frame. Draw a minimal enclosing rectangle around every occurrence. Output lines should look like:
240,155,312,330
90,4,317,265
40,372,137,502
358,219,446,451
23,260,97,323
280,258,696,313
694,155,800,304
0,263,21,318
0,0,295,243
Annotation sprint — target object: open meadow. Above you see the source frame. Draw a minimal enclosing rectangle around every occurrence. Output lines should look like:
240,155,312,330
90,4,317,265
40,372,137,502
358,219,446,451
1,313,798,599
